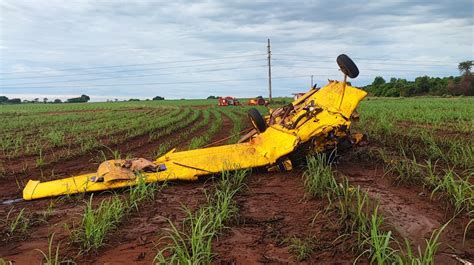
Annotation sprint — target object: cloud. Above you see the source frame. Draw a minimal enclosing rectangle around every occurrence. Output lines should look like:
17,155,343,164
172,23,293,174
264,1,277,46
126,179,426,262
0,0,472,100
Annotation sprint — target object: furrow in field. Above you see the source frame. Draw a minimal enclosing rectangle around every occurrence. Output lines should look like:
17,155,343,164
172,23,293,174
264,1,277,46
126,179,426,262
207,108,234,146
0,109,194,200
1,107,174,159
0,108,185,175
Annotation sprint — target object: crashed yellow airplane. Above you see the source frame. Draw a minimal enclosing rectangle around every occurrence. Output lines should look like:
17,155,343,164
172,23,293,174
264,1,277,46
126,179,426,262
23,54,367,200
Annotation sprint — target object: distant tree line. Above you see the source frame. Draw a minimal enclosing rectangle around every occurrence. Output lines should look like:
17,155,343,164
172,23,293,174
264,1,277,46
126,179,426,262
363,61,473,97
66,94,90,103
0,94,91,104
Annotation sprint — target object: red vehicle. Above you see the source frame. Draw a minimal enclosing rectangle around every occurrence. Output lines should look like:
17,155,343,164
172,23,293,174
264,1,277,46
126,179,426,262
218,96,241,106
248,96,268,106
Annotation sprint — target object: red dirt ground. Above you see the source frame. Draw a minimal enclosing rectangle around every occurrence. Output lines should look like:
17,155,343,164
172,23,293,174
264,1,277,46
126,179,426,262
212,170,356,264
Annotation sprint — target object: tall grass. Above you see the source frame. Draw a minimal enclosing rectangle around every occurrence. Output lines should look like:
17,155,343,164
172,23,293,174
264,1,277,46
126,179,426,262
128,174,161,211
71,195,125,252
303,154,338,199
382,150,473,216
361,207,399,264
154,169,248,264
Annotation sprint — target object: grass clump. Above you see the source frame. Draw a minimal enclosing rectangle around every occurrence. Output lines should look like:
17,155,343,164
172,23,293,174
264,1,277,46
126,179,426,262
303,154,338,199
380,148,473,216
154,169,248,264
286,236,316,261
398,222,448,265
361,207,399,264
4,208,31,237
429,169,473,215
71,195,125,252
128,174,161,211
36,233,75,265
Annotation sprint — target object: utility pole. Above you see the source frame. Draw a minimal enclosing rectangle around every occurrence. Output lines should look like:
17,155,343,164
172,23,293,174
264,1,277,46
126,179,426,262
311,75,314,88
267,38,272,102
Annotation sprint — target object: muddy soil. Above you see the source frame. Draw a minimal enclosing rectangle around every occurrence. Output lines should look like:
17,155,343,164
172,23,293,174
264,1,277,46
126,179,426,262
212,170,356,264
337,149,473,264
74,180,212,264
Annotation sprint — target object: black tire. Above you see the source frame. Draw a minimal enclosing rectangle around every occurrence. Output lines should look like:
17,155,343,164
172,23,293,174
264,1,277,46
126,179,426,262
337,54,359,78
248,108,267,133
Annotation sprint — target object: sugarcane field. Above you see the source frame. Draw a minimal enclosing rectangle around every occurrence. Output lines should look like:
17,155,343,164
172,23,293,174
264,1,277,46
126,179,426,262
0,1,473,264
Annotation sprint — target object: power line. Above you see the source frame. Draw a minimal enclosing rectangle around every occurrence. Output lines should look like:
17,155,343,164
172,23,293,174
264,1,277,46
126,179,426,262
272,57,455,67
1,75,316,89
273,53,459,65
271,64,455,73
0,59,265,81
1,64,267,86
0,53,266,75
2,56,451,83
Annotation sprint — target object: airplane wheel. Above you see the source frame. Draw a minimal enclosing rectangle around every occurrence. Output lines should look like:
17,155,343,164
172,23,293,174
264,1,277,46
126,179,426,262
337,54,359,78
248,108,267,133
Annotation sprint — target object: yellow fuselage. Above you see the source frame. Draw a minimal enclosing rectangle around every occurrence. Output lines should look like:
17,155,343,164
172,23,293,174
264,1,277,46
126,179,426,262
22,81,367,200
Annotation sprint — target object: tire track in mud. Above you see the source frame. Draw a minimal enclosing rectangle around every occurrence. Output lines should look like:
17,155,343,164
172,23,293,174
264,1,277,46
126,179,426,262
212,170,356,264
336,150,474,264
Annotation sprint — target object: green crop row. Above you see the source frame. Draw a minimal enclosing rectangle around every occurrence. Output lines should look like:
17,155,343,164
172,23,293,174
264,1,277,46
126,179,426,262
355,97,473,170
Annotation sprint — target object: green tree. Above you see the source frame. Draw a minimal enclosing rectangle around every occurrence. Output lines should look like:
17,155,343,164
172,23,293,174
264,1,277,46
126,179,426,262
0,96,8,103
458,60,472,75
67,94,90,103
414,76,430,94
372,76,386,87
7,98,21,104
80,94,90,102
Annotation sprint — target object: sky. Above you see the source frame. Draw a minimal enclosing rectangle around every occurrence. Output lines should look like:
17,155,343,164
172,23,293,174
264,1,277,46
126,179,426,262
0,0,472,101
